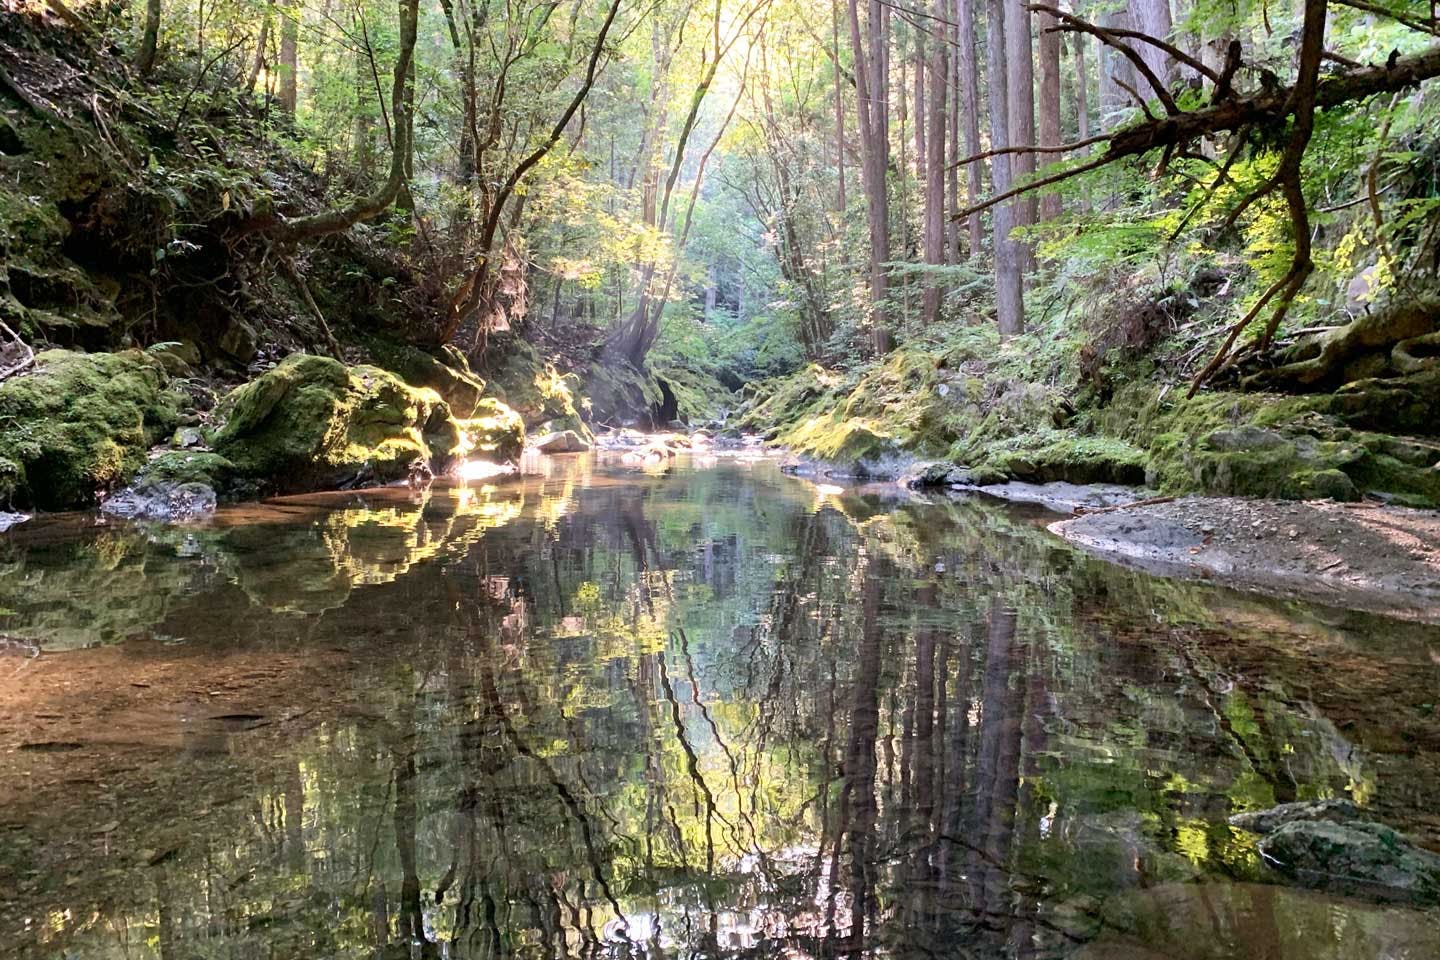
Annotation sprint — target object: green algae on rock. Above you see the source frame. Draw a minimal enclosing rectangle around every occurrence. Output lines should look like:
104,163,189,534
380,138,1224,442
0,350,180,509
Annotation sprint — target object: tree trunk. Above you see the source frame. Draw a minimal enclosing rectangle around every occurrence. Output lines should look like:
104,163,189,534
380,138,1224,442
1037,4,1062,221
922,0,947,325
137,0,161,75
1072,28,1091,211
245,10,271,95
242,0,418,242
1129,0,1174,91
279,5,298,117
847,0,892,354
986,0,1025,334
834,0,848,212
1097,10,1136,128
957,0,983,258
1004,0,1037,277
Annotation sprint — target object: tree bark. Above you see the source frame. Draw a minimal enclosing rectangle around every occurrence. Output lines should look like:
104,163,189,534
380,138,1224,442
922,0,947,325
834,0,848,212
1129,0,1174,90
279,5,298,117
137,0,161,75
957,0,983,257
1097,9,1136,128
245,8,271,95
847,0,893,353
1037,4,1063,220
1071,26,1091,211
986,0,1025,334
1004,0,1037,278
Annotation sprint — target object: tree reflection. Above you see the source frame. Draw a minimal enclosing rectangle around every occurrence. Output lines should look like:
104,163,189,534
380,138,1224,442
3,464,1437,960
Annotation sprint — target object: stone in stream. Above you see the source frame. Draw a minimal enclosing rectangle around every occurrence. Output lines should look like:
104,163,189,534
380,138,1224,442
531,430,591,454
0,512,30,532
1230,799,1440,904
102,479,217,521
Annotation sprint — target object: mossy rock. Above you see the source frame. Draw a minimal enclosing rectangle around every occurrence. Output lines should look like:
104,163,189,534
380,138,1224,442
0,349,180,509
983,433,1148,485
212,354,464,492
368,340,488,418
454,398,525,463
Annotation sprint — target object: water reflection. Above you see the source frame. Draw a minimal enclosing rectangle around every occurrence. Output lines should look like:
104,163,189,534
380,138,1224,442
1,456,1438,959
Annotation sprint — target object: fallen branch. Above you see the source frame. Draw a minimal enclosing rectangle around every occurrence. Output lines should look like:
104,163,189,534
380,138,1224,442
0,317,36,383
1072,496,1177,516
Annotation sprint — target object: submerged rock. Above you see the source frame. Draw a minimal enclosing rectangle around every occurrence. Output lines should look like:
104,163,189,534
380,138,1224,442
1227,798,1440,904
0,350,180,509
1258,820,1440,904
1229,798,1362,835
102,479,217,522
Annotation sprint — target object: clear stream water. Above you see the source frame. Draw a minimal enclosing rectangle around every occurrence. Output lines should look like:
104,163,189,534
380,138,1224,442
1,454,1438,959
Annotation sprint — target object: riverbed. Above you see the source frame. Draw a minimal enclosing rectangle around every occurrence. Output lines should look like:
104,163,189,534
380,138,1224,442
1,453,1437,958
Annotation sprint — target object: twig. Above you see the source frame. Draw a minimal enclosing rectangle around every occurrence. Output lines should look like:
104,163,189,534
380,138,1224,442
278,255,343,359
1073,495,1176,515
0,317,36,383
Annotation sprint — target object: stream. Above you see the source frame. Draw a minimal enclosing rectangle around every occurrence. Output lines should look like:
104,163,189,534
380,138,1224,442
1,453,1438,958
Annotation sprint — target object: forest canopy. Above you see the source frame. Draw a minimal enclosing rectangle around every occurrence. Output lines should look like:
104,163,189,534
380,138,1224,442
2,0,1440,415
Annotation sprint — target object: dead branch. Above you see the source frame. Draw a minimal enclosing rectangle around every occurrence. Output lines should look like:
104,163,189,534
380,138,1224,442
1331,0,1440,37
947,133,1110,169
0,317,36,383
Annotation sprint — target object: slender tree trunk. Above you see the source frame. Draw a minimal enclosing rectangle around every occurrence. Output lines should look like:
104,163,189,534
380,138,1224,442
1037,5,1062,221
1004,0,1037,276
947,0,961,263
986,0,1025,334
137,0,161,75
279,5,299,117
958,0,983,257
1072,27,1092,211
245,9,271,95
922,0,947,325
834,0,848,212
847,0,892,354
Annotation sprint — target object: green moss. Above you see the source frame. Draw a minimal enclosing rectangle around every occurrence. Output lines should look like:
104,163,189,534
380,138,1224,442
366,339,488,417
983,432,1149,485
653,363,734,424
0,350,179,509
213,354,464,491
455,398,525,462
138,450,239,489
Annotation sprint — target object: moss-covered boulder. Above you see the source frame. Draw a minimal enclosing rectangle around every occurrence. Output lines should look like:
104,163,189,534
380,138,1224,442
0,349,179,509
371,341,489,417
212,354,471,492
454,398,525,463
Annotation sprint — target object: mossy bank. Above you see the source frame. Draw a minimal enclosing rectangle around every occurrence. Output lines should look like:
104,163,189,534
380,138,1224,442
0,349,527,514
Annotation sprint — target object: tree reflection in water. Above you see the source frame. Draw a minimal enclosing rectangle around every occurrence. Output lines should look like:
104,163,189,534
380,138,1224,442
2,458,1439,959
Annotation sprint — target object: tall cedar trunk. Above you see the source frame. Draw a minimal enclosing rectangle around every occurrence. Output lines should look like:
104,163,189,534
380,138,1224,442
914,32,926,189
922,0,947,325
946,0,961,263
834,0,847,212
847,0,892,354
279,6,298,116
957,0,983,257
1003,0,1036,278
137,0,161,75
1037,5,1062,221
1097,9,1136,128
1129,0,1174,90
1071,29,1091,211
986,0,1025,334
